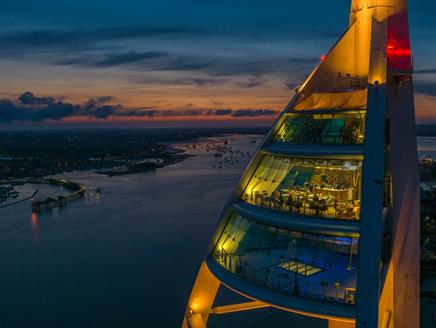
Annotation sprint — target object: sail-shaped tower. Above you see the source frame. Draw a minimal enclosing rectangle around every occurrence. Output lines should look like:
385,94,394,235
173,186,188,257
183,0,419,327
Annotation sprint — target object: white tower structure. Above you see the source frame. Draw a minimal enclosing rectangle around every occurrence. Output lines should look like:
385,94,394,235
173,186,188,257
183,0,419,327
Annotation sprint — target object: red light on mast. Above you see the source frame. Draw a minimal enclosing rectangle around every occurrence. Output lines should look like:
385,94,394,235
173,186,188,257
386,43,411,57
320,55,326,62
387,11,413,72
389,49,412,56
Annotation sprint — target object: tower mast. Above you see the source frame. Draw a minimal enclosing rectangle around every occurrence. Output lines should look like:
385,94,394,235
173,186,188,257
182,0,419,327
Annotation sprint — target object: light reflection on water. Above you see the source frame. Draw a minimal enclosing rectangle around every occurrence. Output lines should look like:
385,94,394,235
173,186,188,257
30,212,39,242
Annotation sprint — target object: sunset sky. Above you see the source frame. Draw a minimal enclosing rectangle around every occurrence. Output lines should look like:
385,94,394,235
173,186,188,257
0,0,435,127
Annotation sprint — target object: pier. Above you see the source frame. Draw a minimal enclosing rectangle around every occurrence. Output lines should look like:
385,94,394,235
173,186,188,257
31,179,87,213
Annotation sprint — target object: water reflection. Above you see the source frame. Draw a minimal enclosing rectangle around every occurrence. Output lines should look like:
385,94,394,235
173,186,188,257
30,212,39,241
85,189,101,205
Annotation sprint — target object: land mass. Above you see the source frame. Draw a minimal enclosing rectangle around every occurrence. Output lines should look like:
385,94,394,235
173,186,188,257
0,128,267,181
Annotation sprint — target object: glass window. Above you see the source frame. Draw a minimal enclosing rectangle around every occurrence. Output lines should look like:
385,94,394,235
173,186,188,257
212,214,358,304
242,155,362,220
274,112,365,145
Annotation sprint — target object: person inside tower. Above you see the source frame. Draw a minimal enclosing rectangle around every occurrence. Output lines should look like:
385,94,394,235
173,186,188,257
243,156,362,220
286,193,294,210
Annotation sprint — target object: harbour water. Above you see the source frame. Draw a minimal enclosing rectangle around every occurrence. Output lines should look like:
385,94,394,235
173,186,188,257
419,137,436,158
0,135,435,327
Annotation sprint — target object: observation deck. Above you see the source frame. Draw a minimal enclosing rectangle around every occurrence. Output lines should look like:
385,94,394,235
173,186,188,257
206,106,365,321
183,1,419,326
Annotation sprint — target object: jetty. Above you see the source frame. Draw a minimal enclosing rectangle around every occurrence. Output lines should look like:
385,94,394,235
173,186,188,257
31,179,86,213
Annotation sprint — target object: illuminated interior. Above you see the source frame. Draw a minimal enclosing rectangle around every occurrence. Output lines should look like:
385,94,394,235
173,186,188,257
242,155,362,220
212,214,358,304
275,112,365,145
184,1,418,326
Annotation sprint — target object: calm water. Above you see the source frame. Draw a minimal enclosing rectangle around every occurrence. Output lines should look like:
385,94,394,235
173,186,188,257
1,135,436,327
0,135,324,328
418,137,436,158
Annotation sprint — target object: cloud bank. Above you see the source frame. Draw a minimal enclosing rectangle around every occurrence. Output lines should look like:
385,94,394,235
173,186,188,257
0,92,279,122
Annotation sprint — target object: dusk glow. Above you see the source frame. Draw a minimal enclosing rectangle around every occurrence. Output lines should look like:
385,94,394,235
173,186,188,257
0,1,435,327
0,0,434,126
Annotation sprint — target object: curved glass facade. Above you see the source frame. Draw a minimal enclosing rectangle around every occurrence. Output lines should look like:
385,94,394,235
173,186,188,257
212,214,358,304
242,155,362,220
274,112,365,145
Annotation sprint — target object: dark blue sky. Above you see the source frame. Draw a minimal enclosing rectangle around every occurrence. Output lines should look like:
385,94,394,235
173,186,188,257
0,0,435,125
